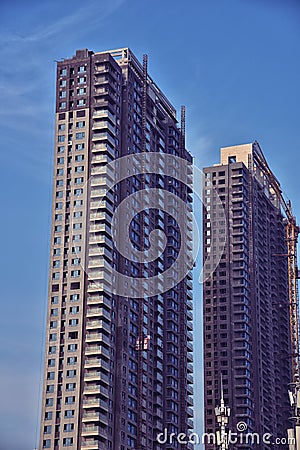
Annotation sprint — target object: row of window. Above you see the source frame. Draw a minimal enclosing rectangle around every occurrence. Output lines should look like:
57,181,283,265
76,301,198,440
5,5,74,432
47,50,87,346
58,132,85,142
59,76,86,87
60,66,86,77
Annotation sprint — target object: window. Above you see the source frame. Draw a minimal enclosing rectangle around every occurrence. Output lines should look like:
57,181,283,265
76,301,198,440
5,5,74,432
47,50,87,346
67,356,77,364
58,135,65,142
77,88,86,95
45,397,54,406
70,294,80,301
44,425,52,435
45,411,52,420
49,333,57,341
55,214,63,221
68,343,78,351
228,155,236,164
65,396,75,404
59,102,66,109
78,77,86,84
77,99,85,106
60,68,67,76
63,437,73,447
75,143,84,151
47,372,55,380
71,258,80,265
78,66,86,73
58,146,65,153
64,410,74,418
59,91,66,98
57,157,64,164
69,318,79,326
71,270,80,278
46,384,54,393
56,191,63,198
43,439,51,448
74,177,83,184
66,370,76,378
60,80,67,87
73,211,82,218
76,121,85,128
75,132,85,139
74,200,83,207
55,202,63,210
76,110,85,117
64,423,74,431
74,166,84,173
53,248,61,256
58,124,65,131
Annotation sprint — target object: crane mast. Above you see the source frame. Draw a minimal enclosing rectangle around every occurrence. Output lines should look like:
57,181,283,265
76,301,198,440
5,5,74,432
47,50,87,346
250,142,300,448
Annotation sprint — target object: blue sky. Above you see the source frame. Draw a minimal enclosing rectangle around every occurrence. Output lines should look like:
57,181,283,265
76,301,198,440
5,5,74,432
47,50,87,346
0,0,299,448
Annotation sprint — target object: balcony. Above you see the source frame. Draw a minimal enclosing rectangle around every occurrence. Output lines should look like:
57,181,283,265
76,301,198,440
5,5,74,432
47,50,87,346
82,397,108,409
92,120,115,134
92,132,115,147
86,320,110,331
84,384,109,397
85,346,110,358
82,425,108,437
87,295,111,308
81,440,107,450
84,372,109,384
86,333,110,345
92,109,116,124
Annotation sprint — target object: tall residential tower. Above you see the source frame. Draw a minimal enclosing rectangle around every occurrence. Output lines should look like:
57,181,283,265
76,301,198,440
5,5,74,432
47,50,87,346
203,142,292,450
39,48,193,450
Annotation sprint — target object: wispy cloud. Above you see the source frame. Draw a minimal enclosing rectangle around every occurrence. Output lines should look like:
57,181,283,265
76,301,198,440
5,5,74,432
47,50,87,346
0,0,125,45
0,0,126,182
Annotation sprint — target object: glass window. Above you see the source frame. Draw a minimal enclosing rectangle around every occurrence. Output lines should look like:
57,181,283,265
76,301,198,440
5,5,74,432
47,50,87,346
75,132,85,140
43,439,51,448
49,333,57,341
64,423,74,431
77,99,85,106
59,102,66,109
63,437,73,446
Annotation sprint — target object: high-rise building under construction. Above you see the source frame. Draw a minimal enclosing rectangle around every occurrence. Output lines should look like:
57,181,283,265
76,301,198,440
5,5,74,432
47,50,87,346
39,48,193,450
203,142,292,450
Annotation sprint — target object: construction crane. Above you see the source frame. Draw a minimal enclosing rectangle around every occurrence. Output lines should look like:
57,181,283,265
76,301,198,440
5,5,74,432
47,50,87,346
251,142,300,448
